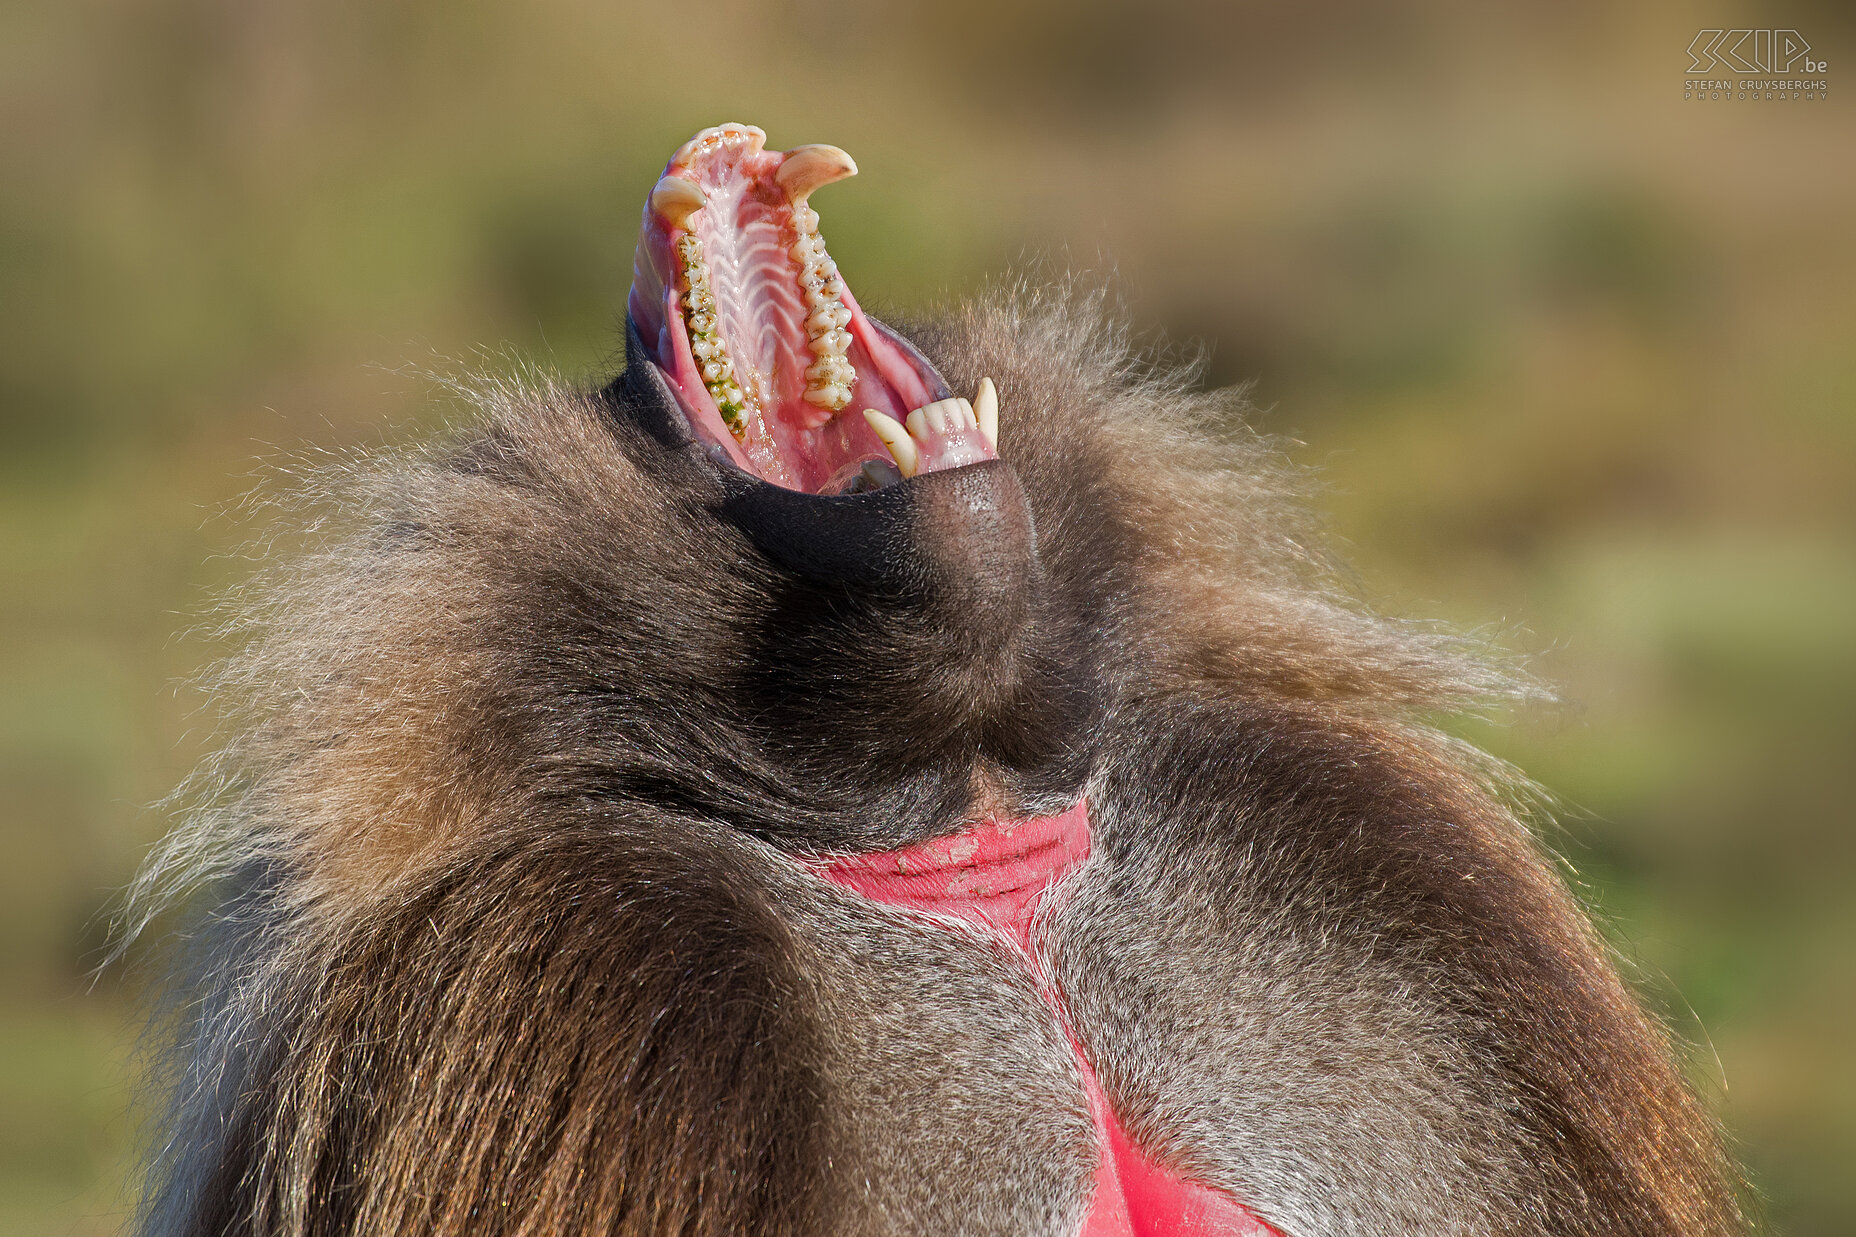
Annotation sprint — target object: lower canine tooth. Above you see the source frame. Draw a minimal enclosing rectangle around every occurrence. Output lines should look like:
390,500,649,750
974,377,999,446
863,409,920,477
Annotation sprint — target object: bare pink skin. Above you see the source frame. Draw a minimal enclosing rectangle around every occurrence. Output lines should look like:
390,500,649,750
807,800,1092,953
806,803,1283,1237
630,124,997,493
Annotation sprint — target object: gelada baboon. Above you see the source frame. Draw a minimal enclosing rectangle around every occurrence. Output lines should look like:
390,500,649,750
130,123,1746,1236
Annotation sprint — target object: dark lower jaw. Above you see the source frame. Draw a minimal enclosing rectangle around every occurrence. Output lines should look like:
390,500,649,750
617,315,1038,597
605,327,1105,851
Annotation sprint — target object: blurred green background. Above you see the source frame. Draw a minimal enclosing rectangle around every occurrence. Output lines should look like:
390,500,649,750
3,1,1851,1233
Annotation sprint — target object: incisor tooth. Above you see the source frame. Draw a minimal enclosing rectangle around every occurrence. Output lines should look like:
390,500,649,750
777,144,858,202
906,398,972,437
673,123,767,166
973,377,998,446
863,409,920,477
651,175,707,229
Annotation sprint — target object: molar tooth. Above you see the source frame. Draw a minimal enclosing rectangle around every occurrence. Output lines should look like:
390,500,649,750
804,376,852,412
776,144,858,203
973,377,998,446
650,175,707,229
863,409,920,477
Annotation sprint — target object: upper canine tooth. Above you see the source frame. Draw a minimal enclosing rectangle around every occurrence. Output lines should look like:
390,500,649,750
776,144,858,203
650,175,707,229
863,409,920,477
973,377,998,446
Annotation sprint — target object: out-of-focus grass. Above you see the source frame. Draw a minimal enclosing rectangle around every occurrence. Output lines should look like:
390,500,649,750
0,1006,137,1237
3,1,1851,1234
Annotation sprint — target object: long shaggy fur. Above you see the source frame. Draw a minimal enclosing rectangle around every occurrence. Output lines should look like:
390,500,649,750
130,285,1745,1236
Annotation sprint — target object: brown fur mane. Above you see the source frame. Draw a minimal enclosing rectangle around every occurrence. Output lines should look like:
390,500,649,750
127,284,1745,1237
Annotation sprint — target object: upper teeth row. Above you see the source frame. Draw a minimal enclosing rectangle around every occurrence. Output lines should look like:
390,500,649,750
676,233,755,441
789,203,856,414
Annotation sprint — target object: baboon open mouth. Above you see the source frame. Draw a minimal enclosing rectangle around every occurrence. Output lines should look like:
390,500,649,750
629,123,999,495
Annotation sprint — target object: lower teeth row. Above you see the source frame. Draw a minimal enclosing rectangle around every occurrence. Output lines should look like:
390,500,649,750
677,234,755,441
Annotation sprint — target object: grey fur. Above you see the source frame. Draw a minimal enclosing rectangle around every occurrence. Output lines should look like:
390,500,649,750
126,285,1744,1236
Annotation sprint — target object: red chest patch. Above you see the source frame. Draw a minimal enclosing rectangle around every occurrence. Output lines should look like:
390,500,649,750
806,798,1091,953
805,802,1283,1237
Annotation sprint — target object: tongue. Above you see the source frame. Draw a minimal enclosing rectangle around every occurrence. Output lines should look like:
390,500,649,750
629,124,998,493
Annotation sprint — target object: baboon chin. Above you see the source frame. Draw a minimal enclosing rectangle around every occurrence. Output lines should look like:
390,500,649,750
132,122,1746,1236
